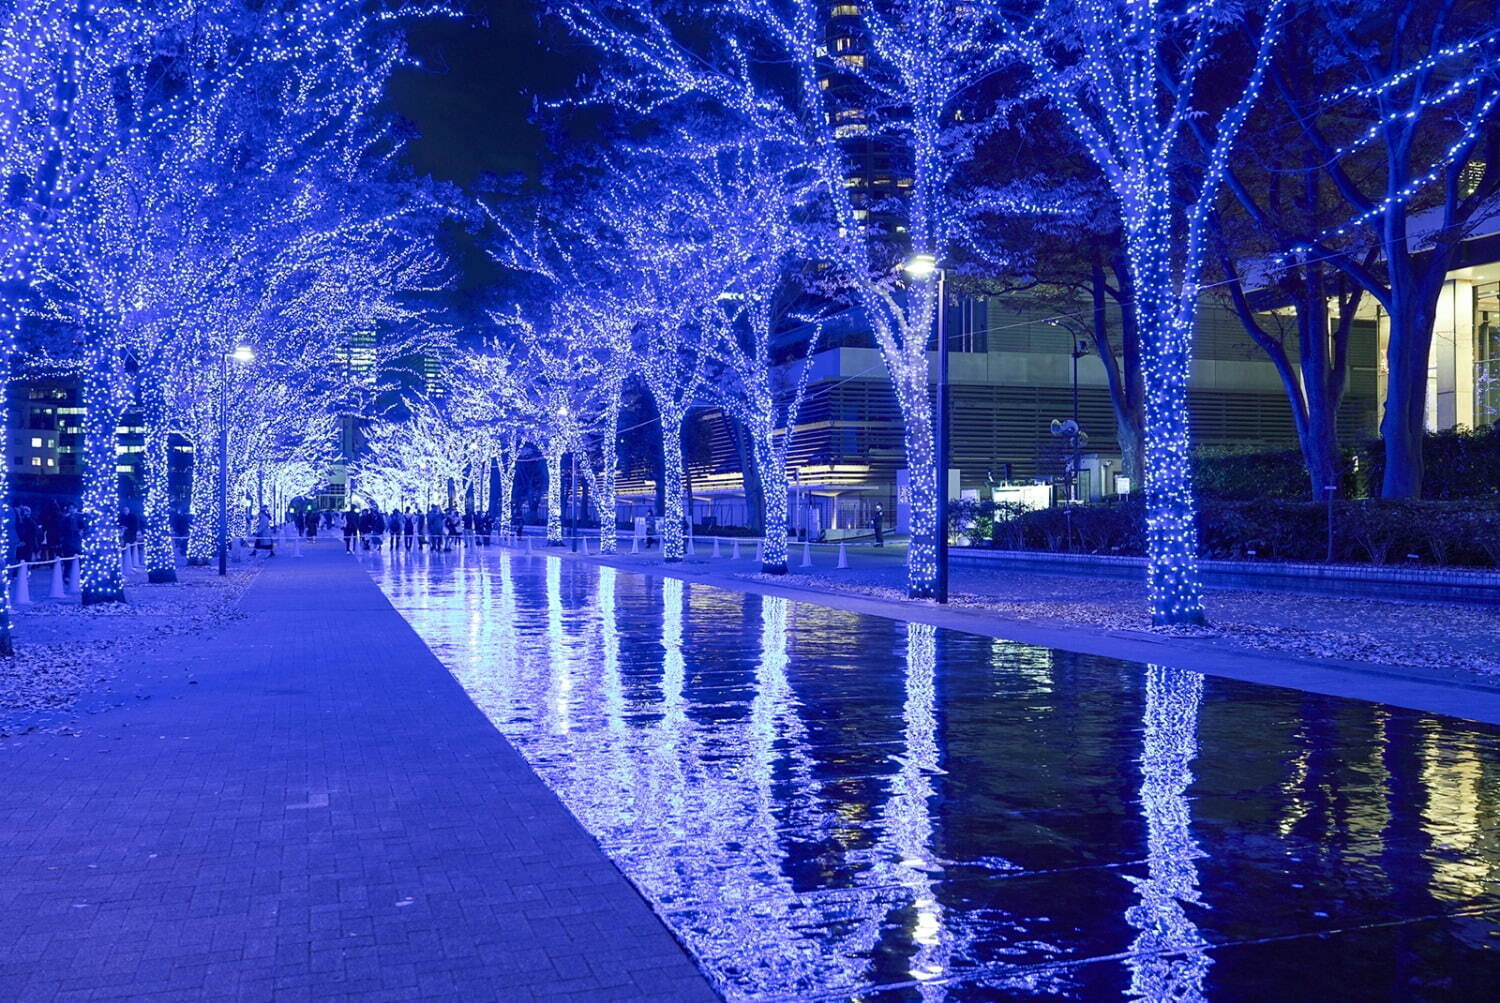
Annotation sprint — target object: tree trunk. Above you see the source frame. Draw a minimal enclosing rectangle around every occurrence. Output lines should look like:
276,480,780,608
0,342,14,655
1090,254,1146,491
896,364,939,599
659,407,687,562
186,434,216,564
751,426,789,574
79,355,125,605
1126,213,1206,626
735,420,765,535
545,445,564,544
1379,285,1441,499
597,389,622,554
140,383,177,583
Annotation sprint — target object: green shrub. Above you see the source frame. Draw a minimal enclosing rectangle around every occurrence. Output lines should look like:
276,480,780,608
1363,425,1500,499
950,496,1500,567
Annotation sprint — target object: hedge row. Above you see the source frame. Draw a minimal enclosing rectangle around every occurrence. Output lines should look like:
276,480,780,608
1193,425,1500,501
950,498,1500,568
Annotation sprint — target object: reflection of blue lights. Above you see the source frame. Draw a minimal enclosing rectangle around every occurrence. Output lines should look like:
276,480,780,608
371,553,1498,1002
1125,665,1211,1001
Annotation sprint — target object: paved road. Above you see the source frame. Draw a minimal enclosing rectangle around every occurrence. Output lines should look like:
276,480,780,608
0,546,715,1002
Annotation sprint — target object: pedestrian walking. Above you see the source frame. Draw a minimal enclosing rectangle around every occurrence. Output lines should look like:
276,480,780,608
254,506,276,556
871,504,884,547
342,506,359,553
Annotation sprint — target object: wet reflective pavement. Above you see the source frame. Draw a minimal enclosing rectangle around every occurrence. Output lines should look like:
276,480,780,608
370,550,1500,1001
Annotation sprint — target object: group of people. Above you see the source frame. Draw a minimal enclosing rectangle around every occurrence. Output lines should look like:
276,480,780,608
284,505,508,554
11,501,84,563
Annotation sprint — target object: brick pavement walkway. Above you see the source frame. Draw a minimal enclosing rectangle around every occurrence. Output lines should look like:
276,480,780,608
0,545,716,1002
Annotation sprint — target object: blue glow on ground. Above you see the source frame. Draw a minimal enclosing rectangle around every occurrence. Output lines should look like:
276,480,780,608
370,548,1500,1000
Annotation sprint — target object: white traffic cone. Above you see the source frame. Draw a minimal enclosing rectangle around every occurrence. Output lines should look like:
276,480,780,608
687,536,696,557
50,559,66,599
801,539,812,568
631,534,639,555
732,538,741,560
67,557,80,593
837,542,849,569
13,562,31,606
712,537,722,558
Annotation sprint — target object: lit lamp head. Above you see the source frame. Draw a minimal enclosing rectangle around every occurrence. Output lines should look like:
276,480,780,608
903,253,939,281
231,345,255,364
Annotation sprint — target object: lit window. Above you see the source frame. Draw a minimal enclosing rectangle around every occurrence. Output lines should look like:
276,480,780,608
832,4,860,14
838,53,865,67
31,456,41,467
45,458,54,467
30,437,41,448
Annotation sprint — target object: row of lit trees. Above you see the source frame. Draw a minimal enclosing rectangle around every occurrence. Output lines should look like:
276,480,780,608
357,0,1497,627
0,1,447,653
535,0,1497,625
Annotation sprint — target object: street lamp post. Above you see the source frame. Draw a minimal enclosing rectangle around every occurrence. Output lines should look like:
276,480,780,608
218,346,254,576
906,254,948,603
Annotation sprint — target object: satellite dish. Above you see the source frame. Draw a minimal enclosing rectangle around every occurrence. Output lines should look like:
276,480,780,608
1050,419,1080,438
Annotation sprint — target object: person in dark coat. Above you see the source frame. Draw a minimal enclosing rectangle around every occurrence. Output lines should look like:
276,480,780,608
426,505,444,550
342,506,359,553
386,510,402,550
402,508,415,550
871,505,884,547
119,504,140,546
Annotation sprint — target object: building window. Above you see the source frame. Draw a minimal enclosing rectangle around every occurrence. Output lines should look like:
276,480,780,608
31,456,41,467
30,437,41,448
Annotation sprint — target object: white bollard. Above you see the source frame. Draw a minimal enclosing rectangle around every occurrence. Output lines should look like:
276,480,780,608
631,534,639,555
732,538,741,560
136,542,146,570
50,558,66,599
801,539,812,568
293,535,303,558
13,561,31,606
67,557,80,594
581,537,590,555
525,536,533,556
837,542,849,569
754,539,763,564
712,537,721,558
686,536,696,557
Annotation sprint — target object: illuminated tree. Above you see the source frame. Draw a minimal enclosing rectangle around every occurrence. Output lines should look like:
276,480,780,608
1005,0,1289,624
590,164,733,562
355,396,471,512
688,145,822,574
1254,0,1499,498
482,207,636,552
0,0,105,649
554,0,1032,595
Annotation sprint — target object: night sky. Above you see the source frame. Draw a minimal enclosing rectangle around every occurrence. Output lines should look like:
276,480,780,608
388,0,581,188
